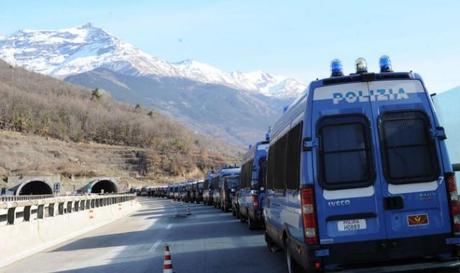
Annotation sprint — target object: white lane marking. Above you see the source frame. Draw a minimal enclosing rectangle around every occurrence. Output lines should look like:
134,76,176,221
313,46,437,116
166,223,173,230
149,240,162,252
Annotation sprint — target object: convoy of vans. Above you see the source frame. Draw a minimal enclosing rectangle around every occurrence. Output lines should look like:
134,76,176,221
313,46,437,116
149,56,460,273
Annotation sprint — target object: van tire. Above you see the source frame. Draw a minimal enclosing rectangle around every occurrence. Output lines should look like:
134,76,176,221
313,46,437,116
286,245,306,273
248,216,256,230
265,232,280,253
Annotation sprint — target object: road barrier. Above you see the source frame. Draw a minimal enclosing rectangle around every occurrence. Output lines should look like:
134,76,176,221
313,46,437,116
163,244,173,273
0,193,140,268
0,194,55,202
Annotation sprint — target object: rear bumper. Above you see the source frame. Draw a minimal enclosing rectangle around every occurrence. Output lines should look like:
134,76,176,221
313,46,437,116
291,233,460,272
248,207,264,224
335,259,460,273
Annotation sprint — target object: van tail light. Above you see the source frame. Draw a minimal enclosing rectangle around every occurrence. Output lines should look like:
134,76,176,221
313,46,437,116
301,186,318,245
446,173,460,233
252,195,259,210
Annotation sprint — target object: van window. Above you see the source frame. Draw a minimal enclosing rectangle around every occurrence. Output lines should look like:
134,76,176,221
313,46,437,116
286,122,303,190
240,159,253,188
379,111,439,184
267,134,288,190
274,134,288,189
318,115,374,189
258,156,267,188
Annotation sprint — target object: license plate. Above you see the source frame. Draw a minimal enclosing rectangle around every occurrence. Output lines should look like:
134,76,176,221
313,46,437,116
337,219,367,231
407,214,429,226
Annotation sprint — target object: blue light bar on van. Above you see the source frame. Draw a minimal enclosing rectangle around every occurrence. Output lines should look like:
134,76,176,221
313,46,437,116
330,59,343,77
379,55,393,72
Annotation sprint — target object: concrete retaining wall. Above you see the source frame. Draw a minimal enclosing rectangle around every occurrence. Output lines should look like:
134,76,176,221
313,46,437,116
0,196,140,268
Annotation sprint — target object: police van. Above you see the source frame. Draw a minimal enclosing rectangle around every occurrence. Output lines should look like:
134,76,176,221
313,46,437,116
212,165,240,209
238,140,269,229
263,56,460,272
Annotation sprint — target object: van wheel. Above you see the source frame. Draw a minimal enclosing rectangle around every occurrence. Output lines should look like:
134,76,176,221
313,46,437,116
265,232,280,253
286,246,305,273
248,216,256,230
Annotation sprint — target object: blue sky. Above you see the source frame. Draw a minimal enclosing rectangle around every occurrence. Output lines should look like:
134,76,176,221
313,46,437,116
1,0,459,92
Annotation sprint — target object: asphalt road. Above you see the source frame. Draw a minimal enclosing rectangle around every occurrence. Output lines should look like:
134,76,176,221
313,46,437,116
1,198,286,273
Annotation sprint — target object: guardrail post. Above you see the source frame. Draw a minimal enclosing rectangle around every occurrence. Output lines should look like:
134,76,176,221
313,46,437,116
37,205,44,219
48,203,55,217
7,207,15,225
58,203,64,215
66,202,72,214
24,206,31,222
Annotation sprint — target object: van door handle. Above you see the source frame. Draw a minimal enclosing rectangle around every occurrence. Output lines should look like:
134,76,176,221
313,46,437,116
383,196,404,210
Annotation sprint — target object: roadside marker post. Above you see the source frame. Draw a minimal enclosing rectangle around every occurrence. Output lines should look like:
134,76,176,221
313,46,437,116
163,244,174,273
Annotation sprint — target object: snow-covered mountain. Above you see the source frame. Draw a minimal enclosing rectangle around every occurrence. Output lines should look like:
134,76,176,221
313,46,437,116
0,23,306,98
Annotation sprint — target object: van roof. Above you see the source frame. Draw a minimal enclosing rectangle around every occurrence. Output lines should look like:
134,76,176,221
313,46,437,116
270,71,426,143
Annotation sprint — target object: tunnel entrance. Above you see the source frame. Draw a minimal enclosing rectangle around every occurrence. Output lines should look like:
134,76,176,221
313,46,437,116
18,180,53,195
91,180,118,194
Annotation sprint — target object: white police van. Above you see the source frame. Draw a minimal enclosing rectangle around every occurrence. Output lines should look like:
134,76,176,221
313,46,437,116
264,56,460,272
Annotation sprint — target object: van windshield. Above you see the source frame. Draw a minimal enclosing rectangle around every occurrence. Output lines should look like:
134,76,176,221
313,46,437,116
318,115,373,189
379,111,439,184
226,177,240,188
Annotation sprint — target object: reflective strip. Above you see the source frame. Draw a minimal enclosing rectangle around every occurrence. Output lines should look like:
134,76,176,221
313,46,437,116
323,186,374,200
388,181,438,194
163,260,172,265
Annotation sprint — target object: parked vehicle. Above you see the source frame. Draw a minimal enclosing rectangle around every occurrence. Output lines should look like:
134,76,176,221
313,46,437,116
172,185,180,201
192,180,204,203
211,175,221,208
264,57,460,272
220,174,240,212
166,185,174,199
183,181,194,202
238,140,269,229
212,165,240,209
203,172,215,205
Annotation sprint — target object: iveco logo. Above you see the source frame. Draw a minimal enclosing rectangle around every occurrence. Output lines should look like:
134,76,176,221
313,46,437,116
327,200,351,207
332,88,409,104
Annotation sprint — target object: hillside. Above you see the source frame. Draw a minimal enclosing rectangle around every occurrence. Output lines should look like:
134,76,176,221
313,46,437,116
65,68,290,145
0,60,240,186
0,24,300,146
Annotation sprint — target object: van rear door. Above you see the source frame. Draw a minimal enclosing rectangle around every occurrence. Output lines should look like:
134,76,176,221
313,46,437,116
368,80,451,240
311,82,387,244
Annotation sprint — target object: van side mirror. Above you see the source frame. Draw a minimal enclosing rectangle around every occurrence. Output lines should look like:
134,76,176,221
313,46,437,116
434,126,447,140
303,137,315,151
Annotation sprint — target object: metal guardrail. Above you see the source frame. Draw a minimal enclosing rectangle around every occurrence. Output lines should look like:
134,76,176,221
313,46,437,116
0,193,137,225
0,195,55,202
0,193,136,209
0,193,134,203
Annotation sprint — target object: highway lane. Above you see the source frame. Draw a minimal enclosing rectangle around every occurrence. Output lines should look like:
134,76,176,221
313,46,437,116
1,198,286,273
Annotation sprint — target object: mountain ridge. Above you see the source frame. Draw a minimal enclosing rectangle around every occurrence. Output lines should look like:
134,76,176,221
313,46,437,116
0,23,306,98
